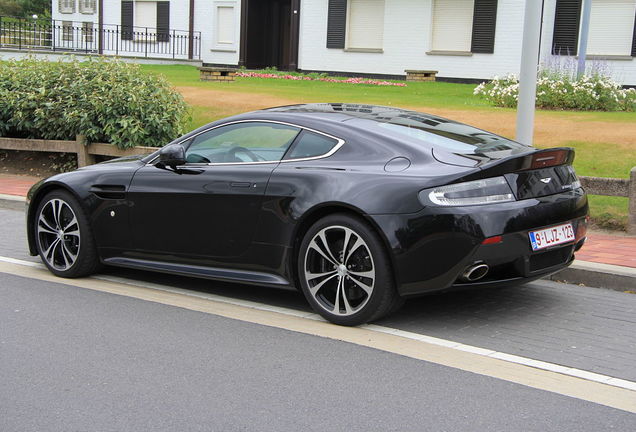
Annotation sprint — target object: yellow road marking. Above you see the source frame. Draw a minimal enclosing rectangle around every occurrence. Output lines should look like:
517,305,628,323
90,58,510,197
1,260,635,413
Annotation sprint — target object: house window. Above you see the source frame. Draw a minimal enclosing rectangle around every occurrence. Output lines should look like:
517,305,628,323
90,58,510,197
79,0,96,14
217,6,235,44
62,21,73,42
82,21,94,43
428,0,498,54
431,0,475,52
59,0,76,14
121,1,170,41
135,2,157,29
346,0,385,51
586,0,636,56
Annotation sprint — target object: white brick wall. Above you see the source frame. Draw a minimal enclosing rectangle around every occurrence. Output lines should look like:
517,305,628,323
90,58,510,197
197,0,241,66
51,0,636,85
298,0,635,85
52,0,99,26
298,0,526,80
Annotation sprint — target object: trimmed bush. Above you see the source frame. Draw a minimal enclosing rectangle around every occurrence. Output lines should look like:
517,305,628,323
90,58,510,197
0,57,189,148
474,73,636,111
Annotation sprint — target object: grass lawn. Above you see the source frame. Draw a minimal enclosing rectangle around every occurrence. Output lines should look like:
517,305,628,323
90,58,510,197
142,64,636,230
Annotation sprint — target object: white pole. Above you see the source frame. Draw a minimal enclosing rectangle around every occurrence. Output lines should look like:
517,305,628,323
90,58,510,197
515,0,544,145
577,0,592,77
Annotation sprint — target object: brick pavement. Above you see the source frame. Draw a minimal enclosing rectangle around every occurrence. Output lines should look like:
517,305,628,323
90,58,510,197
1,173,635,268
0,173,41,197
379,279,636,381
575,234,636,268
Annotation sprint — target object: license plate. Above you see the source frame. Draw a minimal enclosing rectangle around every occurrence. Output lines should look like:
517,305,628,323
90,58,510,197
528,223,575,251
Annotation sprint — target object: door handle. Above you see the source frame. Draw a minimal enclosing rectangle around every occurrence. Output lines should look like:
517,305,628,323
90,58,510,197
230,182,252,188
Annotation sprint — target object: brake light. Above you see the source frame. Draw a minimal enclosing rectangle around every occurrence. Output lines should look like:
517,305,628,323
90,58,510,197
576,217,589,240
482,236,503,245
531,150,568,169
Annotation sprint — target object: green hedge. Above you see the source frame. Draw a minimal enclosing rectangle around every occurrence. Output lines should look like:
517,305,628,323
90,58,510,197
0,57,189,148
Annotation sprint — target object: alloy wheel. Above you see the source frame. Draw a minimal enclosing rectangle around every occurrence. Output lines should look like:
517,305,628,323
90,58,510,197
303,225,375,316
37,198,81,271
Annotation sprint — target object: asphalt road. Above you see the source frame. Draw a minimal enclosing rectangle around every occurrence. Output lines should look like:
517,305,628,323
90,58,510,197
2,206,635,380
2,272,635,431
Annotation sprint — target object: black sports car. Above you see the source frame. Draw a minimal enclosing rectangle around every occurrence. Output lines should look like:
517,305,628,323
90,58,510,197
27,104,588,325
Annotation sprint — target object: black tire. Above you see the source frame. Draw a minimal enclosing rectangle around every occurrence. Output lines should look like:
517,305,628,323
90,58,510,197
297,213,400,326
34,190,101,278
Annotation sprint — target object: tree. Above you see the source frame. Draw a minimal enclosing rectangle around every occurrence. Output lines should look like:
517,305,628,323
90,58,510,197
19,0,49,17
0,0,49,18
0,0,23,17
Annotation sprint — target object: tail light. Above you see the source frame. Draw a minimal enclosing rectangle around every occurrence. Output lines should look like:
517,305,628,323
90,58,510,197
530,150,569,169
422,177,515,207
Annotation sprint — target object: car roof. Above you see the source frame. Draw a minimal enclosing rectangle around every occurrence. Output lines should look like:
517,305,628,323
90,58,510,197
260,103,450,125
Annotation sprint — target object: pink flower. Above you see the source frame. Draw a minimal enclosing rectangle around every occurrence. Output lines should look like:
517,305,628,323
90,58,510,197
234,71,407,87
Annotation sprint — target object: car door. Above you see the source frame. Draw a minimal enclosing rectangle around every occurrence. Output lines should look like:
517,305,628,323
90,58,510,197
127,121,301,263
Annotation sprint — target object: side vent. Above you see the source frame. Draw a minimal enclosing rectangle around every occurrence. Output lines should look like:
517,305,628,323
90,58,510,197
90,184,126,200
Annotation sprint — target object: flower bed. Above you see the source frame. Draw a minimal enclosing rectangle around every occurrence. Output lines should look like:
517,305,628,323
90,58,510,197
474,73,636,111
236,71,407,87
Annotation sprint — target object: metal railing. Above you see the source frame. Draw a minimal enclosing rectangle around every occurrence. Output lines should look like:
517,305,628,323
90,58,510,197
0,16,201,60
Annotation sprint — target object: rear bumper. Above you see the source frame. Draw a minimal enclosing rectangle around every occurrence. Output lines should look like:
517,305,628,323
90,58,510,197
370,188,588,297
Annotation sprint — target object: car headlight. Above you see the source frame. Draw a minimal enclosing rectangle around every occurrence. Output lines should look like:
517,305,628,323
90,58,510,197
422,176,515,206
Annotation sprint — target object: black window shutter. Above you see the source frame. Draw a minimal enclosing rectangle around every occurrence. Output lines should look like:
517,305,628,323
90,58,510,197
471,0,498,53
631,9,636,56
552,0,582,55
157,2,170,42
121,1,133,41
327,0,347,49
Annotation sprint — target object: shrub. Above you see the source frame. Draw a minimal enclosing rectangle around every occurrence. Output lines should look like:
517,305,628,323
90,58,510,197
0,56,189,148
474,73,636,111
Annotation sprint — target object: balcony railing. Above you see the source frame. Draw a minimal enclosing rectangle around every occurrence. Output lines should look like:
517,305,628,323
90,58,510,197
0,16,201,60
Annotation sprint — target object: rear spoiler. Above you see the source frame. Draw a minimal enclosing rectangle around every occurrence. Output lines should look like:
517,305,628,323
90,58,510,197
455,148,575,183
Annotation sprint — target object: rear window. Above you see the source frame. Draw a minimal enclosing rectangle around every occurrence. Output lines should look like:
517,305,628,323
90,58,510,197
284,130,338,160
375,114,529,157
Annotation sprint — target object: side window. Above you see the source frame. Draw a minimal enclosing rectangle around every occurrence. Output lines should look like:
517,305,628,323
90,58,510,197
185,122,301,164
284,130,339,160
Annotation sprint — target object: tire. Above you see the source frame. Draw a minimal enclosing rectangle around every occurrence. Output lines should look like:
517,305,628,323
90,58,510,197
297,213,400,326
34,190,101,278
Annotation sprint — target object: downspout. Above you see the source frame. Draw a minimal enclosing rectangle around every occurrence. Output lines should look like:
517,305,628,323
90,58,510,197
98,0,104,54
538,0,545,64
188,0,195,60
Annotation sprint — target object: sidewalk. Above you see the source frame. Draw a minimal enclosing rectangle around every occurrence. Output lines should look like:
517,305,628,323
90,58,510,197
1,173,635,289
0,173,41,198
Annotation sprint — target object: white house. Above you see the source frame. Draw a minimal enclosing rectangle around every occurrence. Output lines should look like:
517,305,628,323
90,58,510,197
50,0,636,85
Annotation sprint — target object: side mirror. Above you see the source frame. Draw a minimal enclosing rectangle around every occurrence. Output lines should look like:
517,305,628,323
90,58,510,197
158,145,186,168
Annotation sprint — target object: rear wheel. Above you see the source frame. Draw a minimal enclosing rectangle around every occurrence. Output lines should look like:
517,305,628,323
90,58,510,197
298,214,399,326
35,190,100,278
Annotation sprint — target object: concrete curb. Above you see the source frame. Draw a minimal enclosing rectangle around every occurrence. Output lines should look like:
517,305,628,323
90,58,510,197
549,261,636,292
1,195,634,293
0,194,26,211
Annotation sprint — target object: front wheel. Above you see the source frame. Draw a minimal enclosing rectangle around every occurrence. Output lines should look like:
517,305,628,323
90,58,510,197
298,214,401,326
34,190,100,278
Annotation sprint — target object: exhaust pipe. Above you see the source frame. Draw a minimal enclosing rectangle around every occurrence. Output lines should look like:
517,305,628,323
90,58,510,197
461,263,489,282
